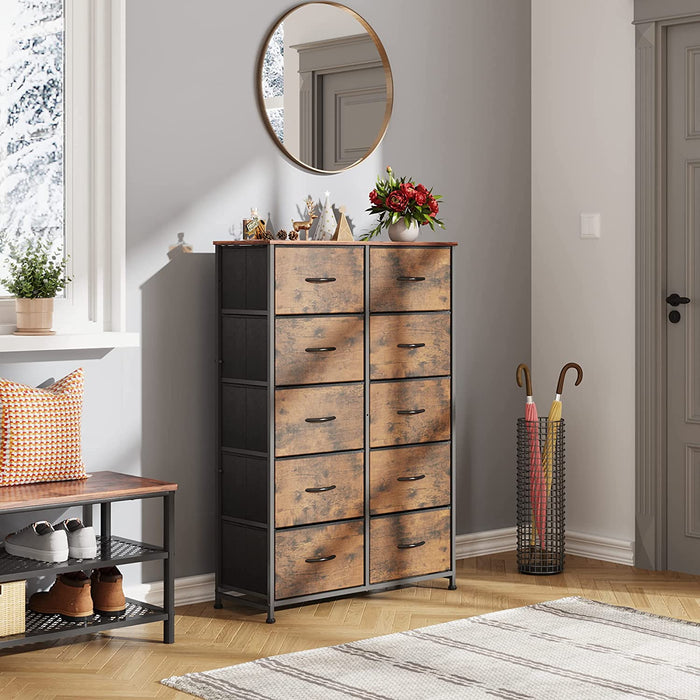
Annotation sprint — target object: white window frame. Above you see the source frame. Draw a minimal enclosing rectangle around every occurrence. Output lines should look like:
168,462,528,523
0,0,126,335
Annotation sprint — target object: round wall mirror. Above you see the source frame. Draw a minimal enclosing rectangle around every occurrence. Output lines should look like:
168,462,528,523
257,2,393,173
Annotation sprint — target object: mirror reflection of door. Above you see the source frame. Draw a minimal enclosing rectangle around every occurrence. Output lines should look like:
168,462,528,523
320,65,386,171
292,35,386,171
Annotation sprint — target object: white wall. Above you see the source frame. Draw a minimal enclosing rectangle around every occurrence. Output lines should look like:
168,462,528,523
532,0,636,543
0,0,531,588
126,0,531,560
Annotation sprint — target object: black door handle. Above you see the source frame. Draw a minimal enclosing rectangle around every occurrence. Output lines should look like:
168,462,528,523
666,293,690,306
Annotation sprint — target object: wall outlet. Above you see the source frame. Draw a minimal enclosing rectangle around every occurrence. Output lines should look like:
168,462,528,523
580,213,601,239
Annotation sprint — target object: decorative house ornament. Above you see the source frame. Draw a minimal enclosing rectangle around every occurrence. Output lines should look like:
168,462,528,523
291,196,317,237
167,232,193,260
243,208,267,240
316,191,337,240
332,206,354,241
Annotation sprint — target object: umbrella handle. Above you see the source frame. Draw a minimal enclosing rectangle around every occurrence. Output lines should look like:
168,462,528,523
556,362,583,395
516,363,533,396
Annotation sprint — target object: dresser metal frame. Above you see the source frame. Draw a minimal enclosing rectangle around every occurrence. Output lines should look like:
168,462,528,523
214,242,456,623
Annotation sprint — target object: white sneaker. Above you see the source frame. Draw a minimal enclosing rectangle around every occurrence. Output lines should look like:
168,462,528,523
54,518,97,559
4,521,69,562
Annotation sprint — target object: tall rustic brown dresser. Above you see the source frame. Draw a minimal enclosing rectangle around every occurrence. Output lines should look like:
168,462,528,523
214,240,456,622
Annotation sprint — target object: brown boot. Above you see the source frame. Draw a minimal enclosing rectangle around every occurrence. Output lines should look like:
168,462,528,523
29,571,93,622
91,566,126,617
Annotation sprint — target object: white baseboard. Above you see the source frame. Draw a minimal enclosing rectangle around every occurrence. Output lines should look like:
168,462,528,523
455,527,634,566
124,573,215,607
565,530,635,566
455,527,517,558
125,530,634,606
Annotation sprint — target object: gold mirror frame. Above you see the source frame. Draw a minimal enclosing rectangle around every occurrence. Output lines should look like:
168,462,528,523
256,2,393,174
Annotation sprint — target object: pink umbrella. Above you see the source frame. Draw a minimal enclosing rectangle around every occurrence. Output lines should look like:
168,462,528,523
517,364,546,548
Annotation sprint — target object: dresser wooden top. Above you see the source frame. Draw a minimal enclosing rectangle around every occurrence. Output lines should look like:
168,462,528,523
213,240,457,247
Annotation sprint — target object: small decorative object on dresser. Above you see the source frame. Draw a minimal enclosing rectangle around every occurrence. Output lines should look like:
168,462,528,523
1,241,71,336
214,239,457,624
291,196,317,238
332,206,354,241
316,191,337,240
243,208,267,240
365,166,444,241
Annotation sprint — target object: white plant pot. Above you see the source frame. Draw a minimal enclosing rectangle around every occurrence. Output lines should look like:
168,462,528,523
388,220,420,242
14,298,56,336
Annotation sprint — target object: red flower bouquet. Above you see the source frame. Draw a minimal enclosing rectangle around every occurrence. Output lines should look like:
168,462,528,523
364,167,444,239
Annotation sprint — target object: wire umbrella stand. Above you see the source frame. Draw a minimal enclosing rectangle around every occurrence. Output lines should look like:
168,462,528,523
517,417,565,575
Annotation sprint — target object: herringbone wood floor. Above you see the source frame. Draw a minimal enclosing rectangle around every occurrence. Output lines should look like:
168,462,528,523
0,552,698,699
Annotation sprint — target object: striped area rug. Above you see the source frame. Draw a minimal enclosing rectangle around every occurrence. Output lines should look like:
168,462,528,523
162,597,699,699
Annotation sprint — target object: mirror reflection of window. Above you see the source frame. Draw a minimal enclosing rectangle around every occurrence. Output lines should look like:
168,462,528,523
261,24,284,142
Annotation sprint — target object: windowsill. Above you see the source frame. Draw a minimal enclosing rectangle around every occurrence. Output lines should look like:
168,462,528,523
0,332,139,353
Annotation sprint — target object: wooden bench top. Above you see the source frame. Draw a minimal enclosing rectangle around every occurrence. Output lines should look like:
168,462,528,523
0,471,177,512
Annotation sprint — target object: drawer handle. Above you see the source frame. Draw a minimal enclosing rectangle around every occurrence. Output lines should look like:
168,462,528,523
397,541,426,549
305,416,337,423
305,346,337,353
397,343,426,349
397,409,425,415
397,474,426,482
305,485,336,493
396,276,426,282
305,277,336,283
305,554,337,563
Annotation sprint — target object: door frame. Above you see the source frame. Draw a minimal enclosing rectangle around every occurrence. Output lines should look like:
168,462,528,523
634,2,700,570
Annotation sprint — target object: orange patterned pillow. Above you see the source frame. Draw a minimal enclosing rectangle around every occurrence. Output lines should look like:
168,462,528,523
0,369,86,487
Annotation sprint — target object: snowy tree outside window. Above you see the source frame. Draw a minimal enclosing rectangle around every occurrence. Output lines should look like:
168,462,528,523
0,0,64,297
262,24,284,142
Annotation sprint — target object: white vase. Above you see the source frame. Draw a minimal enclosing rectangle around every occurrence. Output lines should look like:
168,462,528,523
388,220,420,242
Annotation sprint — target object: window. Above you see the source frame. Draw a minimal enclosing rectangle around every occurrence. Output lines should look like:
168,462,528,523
0,0,125,334
0,0,64,288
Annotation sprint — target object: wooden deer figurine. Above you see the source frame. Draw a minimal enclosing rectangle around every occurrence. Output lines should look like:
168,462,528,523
292,197,318,235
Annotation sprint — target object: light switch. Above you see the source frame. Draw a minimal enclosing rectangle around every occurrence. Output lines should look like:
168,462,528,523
580,213,601,239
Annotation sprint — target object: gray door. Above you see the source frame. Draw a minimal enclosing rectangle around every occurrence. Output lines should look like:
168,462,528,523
667,21,700,574
321,66,386,171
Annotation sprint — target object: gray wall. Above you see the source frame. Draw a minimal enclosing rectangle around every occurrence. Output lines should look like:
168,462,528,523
532,0,635,544
0,0,531,586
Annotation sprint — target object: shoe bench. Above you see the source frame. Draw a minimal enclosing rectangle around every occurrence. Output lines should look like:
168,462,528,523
0,470,177,650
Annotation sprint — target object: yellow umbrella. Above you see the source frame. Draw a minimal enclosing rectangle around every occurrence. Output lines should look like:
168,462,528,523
542,363,583,498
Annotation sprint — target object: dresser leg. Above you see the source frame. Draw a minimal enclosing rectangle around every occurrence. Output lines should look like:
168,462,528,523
266,604,275,624
214,595,223,610
448,575,457,590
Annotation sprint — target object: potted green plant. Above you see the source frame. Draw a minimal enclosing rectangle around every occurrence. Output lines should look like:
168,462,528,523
1,242,71,336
